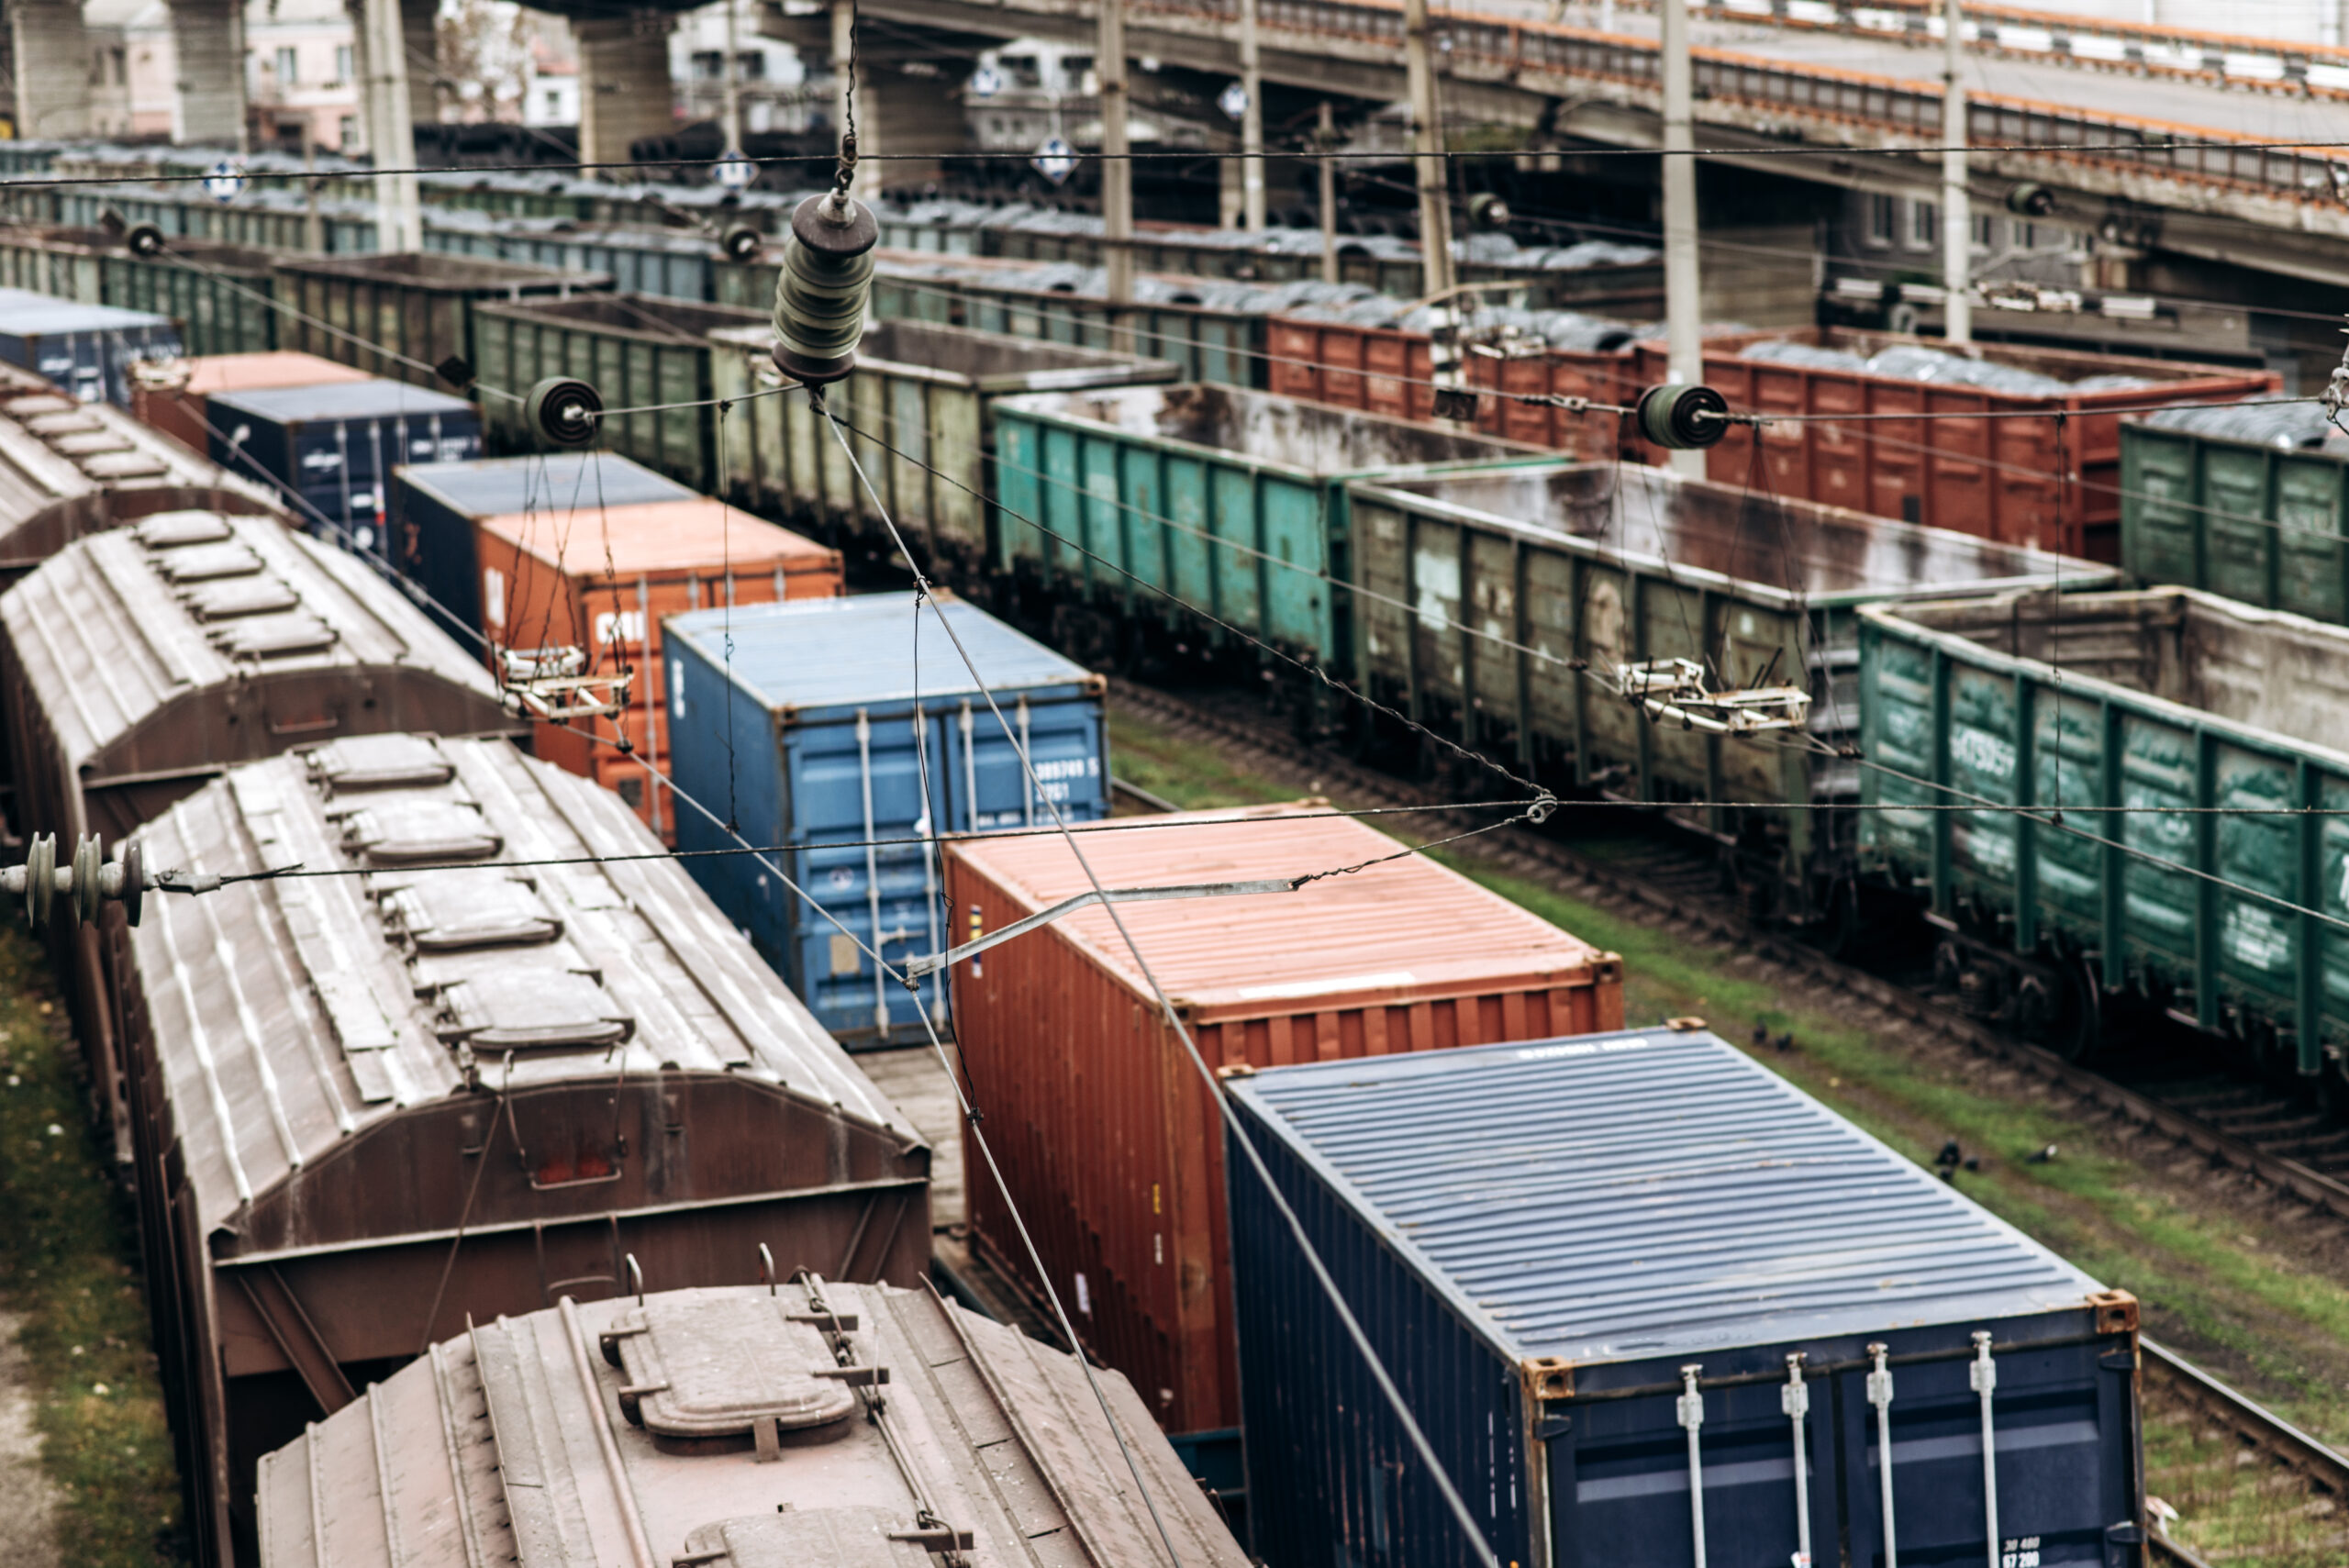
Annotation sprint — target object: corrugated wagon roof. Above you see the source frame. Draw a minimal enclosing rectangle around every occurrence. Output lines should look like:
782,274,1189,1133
945,801,1612,1016
1231,1029,2107,1366
130,739,915,1230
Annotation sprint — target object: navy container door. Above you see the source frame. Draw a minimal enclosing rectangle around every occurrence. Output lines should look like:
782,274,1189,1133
1835,1340,2132,1568
1552,1379,1834,1568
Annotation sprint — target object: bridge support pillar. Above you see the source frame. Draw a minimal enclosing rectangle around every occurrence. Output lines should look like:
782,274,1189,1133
342,0,438,145
577,15,678,167
10,0,89,140
170,0,248,147
851,68,965,195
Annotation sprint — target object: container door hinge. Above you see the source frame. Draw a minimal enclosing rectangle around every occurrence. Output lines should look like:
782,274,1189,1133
1533,1414,1571,1440
1866,1342,1898,1568
2104,1523,2145,1546
1971,1332,1999,1568
1677,1364,1709,1568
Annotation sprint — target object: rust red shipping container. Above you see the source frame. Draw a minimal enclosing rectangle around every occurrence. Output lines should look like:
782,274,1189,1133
946,800,1623,1436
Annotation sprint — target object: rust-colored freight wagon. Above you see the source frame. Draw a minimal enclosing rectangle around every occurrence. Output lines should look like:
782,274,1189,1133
110,736,931,1566
129,350,370,456
1628,327,2276,561
945,800,1623,1438
1265,315,1635,458
474,498,842,838
0,367,280,577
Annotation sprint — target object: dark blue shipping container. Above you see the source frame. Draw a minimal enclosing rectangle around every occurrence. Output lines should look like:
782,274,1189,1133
389,450,693,647
0,286,182,406
664,592,1108,1047
1227,1029,2145,1568
209,379,481,576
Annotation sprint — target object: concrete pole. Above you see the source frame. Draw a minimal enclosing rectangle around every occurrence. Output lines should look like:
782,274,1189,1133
362,0,422,249
1661,0,1704,476
301,117,322,253
10,0,90,139
1318,101,1339,286
1942,0,1972,343
1099,0,1133,308
1402,0,1453,299
1237,0,1264,229
722,0,743,151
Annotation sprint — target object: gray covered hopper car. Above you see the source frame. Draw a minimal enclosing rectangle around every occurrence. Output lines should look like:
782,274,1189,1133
111,737,933,1566
254,1279,1251,1568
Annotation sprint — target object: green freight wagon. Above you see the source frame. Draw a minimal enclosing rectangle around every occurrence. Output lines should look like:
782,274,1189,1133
469,293,762,486
2120,405,2349,625
269,252,611,388
0,226,281,355
1348,462,2119,924
1861,585,2349,1082
0,225,102,302
706,317,1177,582
988,384,1542,681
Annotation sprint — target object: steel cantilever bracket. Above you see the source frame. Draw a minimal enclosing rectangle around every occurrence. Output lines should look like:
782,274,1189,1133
902,878,1297,981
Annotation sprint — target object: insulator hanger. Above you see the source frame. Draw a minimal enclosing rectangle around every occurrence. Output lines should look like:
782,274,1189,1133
7,833,144,932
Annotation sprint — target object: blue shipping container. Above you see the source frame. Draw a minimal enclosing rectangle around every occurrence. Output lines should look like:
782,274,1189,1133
0,286,182,406
1227,1028,2144,1568
210,380,483,578
664,592,1108,1047
390,451,694,647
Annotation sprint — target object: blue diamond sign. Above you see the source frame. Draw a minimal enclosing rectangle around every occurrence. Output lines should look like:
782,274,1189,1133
1031,137,1077,185
970,64,1005,98
712,150,756,190
203,159,246,204
1219,81,1249,121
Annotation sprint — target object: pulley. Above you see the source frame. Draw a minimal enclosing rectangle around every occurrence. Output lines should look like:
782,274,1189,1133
125,223,165,257
1637,383,1730,450
2005,183,2055,217
718,222,764,262
1467,192,1510,230
525,376,604,450
771,190,878,385
5,834,147,932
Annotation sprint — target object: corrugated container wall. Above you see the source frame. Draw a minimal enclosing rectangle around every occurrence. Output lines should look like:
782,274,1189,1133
476,498,842,838
132,351,372,459
663,592,1108,1047
0,288,182,406
2118,414,2349,626
944,803,1624,1437
391,451,695,647
208,379,481,569
1228,1029,2143,1568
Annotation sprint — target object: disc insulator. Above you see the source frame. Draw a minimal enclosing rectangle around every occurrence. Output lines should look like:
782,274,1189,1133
526,377,604,449
1637,383,1730,450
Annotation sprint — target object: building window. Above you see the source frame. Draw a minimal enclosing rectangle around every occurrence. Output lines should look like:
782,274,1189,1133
737,50,764,80
275,46,298,84
545,88,563,116
335,43,351,83
1972,212,1993,250
2010,218,2035,250
1864,192,1896,247
1907,199,1937,250
690,50,723,79
339,114,358,148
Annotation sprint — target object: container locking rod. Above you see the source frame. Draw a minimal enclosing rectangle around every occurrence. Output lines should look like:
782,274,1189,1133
904,880,1297,980
1971,1331,1999,1568
1867,1342,1898,1568
1782,1353,1811,1568
1678,1363,1708,1568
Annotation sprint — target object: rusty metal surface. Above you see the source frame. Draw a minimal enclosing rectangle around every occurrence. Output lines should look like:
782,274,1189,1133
254,1282,1250,1568
112,739,930,1564
0,512,515,846
945,801,1625,1436
0,367,281,573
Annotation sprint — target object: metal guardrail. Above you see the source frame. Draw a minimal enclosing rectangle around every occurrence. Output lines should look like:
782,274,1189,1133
1128,0,2349,206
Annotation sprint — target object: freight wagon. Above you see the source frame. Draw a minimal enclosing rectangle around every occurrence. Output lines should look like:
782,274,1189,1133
0,510,516,1150
1342,462,2119,925
1228,1026,2144,1568
1631,328,2277,562
254,1279,1251,1568
706,317,1177,580
468,293,765,488
1862,585,2349,1084
474,495,842,838
0,228,289,358
129,350,369,455
663,591,1108,1046
113,736,933,1565
2118,402,2349,626
0,367,282,577
0,287,181,406
988,384,1543,695
945,801,1625,1440
268,252,612,388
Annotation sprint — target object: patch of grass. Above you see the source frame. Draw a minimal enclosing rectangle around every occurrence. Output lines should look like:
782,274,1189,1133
0,928,183,1566
1108,709,1302,811
2143,1407,2345,1566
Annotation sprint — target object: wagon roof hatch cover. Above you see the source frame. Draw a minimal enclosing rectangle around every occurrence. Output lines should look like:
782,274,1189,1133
151,540,264,583
1,394,74,417
210,610,337,659
379,869,562,950
184,574,301,619
338,797,503,863
49,428,132,458
602,1293,859,1438
23,410,103,438
77,450,169,481
437,969,631,1049
134,510,236,549
674,1511,932,1568
307,734,454,791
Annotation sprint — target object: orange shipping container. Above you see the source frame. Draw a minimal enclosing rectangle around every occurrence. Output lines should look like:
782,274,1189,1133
946,801,1624,1435
474,498,842,836
130,351,373,456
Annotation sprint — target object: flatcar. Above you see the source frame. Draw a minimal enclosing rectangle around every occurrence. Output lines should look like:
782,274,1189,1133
254,1278,1250,1568
113,736,932,1565
0,361,279,580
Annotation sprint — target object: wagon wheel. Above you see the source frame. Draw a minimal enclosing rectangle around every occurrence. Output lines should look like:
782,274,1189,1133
2043,952,2105,1066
